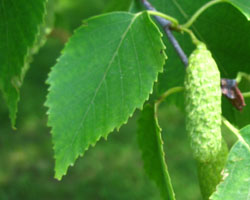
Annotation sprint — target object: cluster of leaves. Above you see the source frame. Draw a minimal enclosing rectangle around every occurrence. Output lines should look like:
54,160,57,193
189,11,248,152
0,0,250,199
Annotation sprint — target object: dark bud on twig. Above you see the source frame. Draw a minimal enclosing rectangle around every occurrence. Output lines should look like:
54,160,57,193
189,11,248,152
221,79,246,111
141,0,189,66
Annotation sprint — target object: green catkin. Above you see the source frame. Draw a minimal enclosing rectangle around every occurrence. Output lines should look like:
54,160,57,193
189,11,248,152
197,139,228,200
185,42,222,162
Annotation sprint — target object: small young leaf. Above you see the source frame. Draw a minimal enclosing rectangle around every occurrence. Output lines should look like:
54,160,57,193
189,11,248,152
210,125,250,200
46,11,166,180
137,104,175,200
0,0,48,127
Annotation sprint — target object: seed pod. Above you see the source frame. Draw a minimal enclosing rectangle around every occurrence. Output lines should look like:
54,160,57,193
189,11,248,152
185,42,222,162
197,139,228,200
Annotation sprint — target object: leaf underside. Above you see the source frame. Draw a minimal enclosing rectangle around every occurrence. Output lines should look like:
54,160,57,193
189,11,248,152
137,104,175,200
210,125,250,200
0,0,47,127
46,11,166,180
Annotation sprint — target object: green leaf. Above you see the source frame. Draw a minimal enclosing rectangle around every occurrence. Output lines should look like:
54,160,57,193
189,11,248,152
46,11,166,180
227,0,250,20
132,0,250,127
0,0,48,127
34,0,54,52
210,125,250,200
103,0,133,12
137,104,175,200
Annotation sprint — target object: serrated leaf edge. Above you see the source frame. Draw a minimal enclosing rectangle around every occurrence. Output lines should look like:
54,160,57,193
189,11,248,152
209,125,250,199
2,0,50,128
45,11,166,180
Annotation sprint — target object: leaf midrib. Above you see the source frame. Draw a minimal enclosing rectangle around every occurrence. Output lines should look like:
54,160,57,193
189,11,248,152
60,12,142,160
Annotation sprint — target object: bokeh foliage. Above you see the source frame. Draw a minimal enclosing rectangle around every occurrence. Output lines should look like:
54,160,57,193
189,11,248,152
0,0,201,199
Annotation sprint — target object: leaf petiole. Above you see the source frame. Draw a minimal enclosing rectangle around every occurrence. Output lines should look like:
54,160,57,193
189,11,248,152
236,72,250,83
242,92,250,98
222,117,250,151
181,27,201,45
235,72,250,98
182,0,228,28
155,86,184,110
147,10,179,26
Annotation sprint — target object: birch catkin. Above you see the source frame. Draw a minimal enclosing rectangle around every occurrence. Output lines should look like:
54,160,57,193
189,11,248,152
185,43,222,162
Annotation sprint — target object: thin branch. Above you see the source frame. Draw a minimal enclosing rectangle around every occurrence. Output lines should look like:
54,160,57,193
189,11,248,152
142,0,171,27
164,28,189,66
142,0,188,67
142,0,246,110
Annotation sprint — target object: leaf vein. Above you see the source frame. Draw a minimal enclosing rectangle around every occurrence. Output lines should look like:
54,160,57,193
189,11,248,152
130,24,142,99
117,53,125,120
61,13,141,158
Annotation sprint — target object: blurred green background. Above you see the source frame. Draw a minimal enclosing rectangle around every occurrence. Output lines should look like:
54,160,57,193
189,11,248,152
0,0,201,199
